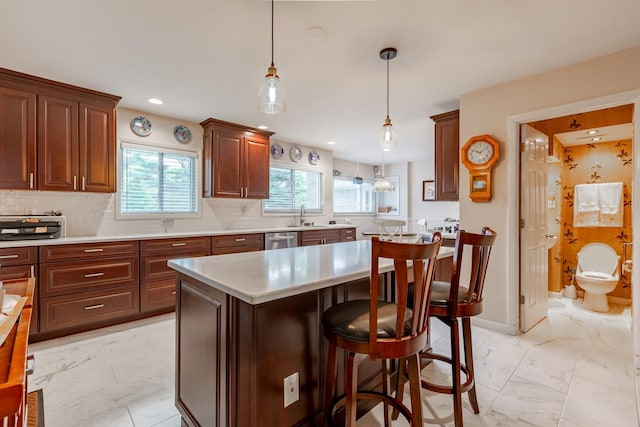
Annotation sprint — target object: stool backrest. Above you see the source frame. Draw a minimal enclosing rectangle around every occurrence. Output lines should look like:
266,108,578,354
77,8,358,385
373,218,407,241
447,227,497,318
369,235,441,359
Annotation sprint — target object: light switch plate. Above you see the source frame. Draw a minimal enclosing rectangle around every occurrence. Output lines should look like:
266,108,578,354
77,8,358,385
283,372,299,408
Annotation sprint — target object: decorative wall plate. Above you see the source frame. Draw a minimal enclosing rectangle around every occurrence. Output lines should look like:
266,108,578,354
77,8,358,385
308,150,320,165
173,124,192,144
270,142,284,159
290,145,303,162
130,116,152,137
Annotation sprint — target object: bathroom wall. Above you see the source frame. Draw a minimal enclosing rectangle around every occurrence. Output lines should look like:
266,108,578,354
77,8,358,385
557,139,633,300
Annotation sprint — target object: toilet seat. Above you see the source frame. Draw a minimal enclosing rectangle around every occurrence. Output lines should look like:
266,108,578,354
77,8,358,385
577,243,618,275
579,271,615,280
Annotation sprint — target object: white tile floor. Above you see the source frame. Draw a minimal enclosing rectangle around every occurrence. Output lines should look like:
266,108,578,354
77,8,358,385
28,297,638,427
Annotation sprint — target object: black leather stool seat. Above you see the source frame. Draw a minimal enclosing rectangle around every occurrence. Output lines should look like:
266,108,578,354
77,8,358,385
322,300,413,342
429,281,469,307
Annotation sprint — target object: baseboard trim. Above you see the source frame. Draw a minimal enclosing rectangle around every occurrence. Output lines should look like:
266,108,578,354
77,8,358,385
471,317,519,336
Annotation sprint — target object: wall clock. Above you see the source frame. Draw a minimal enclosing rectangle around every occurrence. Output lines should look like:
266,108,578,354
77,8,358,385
130,116,152,137
461,134,500,202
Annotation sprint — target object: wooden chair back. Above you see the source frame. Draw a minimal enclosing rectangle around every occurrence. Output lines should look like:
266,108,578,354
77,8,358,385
446,227,497,318
373,219,407,241
369,235,441,359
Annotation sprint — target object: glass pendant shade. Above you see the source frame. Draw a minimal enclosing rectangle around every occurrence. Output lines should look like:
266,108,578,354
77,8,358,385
379,117,398,151
258,66,286,114
373,176,395,192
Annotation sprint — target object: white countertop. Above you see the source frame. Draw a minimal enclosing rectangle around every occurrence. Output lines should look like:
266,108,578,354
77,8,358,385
168,240,455,305
0,224,356,248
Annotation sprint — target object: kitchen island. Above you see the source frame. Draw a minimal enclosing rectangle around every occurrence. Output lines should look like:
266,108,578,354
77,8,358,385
168,239,453,426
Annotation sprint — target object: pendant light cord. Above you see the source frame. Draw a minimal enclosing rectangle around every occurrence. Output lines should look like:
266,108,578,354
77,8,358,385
270,0,275,67
386,57,390,120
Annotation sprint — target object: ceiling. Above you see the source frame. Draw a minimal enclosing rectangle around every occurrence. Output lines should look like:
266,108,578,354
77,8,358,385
2,0,640,164
556,123,634,147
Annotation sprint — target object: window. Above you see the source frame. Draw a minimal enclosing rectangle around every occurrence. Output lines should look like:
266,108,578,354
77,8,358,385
119,143,198,217
333,177,375,214
264,166,322,212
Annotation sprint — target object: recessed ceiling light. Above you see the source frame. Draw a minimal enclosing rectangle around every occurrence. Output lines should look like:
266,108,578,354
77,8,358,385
257,125,268,130
148,98,163,105
327,141,336,145
587,130,598,135
304,26,328,41
592,137,601,141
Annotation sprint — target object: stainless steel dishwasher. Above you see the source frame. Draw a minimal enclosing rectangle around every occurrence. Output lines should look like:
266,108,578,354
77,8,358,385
264,231,298,250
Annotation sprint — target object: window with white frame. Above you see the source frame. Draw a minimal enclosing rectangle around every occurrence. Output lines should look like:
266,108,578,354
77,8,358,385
333,176,375,214
119,142,198,217
264,166,323,212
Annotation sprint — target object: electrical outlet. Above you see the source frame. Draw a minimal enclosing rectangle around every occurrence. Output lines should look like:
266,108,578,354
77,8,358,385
283,372,299,408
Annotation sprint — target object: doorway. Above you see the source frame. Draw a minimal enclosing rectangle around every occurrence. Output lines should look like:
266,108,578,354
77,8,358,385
519,104,634,331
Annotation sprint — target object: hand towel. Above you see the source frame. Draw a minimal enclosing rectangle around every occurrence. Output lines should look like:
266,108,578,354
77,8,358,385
598,182,623,226
574,184,600,227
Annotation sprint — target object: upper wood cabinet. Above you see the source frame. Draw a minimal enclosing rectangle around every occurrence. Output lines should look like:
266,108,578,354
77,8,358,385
430,110,459,201
201,118,273,199
0,68,120,192
0,86,36,189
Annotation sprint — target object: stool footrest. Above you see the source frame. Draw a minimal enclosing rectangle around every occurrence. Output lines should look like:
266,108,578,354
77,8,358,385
419,352,474,394
327,390,414,426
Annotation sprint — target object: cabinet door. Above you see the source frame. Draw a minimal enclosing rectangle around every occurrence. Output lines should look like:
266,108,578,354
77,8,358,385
432,110,459,201
79,102,116,192
243,134,270,199
212,126,243,197
38,94,79,191
0,86,36,189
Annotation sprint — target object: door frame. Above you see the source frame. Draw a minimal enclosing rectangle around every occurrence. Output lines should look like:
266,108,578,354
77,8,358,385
505,89,640,336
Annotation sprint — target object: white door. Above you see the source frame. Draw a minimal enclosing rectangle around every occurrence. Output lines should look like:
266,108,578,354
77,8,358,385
520,124,549,332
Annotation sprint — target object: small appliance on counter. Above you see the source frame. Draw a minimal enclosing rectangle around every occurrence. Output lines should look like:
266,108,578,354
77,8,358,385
442,218,459,234
0,214,66,240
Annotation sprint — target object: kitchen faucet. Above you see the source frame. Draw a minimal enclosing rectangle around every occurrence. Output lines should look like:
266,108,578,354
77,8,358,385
299,205,306,226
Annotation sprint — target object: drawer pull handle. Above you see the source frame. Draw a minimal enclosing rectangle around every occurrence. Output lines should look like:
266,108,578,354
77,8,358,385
171,243,187,247
0,254,19,259
84,248,104,253
84,303,105,310
171,291,176,295
84,272,105,278
234,238,246,242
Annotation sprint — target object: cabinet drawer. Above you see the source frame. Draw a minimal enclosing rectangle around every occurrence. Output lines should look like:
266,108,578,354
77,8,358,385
39,285,139,332
141,250,210,283
141,279,176,313
0,246,37,266
211,233,263,248
0,264,36,281
300,229,341,241
39,241,138,262
140,237,210,254
40,256,139,297
340,228,356,241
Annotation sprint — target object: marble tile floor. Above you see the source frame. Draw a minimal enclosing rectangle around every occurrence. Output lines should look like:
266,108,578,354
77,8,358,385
27,297,637,427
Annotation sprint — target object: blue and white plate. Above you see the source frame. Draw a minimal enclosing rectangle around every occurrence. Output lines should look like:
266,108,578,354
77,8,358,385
130,116,152,137
173,124,192,144
308,150,320,165
270,143,284,159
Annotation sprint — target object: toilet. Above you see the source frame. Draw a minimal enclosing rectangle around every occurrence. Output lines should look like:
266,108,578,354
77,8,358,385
575,243,620,312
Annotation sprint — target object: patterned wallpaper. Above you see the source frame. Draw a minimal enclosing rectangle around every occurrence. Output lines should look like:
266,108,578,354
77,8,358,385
548,139,632,299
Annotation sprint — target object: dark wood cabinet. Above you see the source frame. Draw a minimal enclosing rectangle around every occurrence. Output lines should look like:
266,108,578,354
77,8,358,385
0,86,36,189
211,233,264,255
0,67,120,193
431,110,459,201
201,118,273,199
340,227,356,242
38,241,139,333
139,236,211,313
300,229,342,246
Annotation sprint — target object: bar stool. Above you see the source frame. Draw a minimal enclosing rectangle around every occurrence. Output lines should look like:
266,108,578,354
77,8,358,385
411,227,496,426
322,236,441,426
373,219,407,241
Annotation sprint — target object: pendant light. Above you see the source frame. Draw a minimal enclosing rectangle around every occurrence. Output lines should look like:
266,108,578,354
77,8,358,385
379,47,398,151
352,162,363,184
258,0,286,114
372,154,395,192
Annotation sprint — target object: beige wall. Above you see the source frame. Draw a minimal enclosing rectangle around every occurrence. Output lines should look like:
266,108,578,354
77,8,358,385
459,45,640,331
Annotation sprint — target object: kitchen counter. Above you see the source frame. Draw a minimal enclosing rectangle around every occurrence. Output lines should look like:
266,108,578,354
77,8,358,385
0,224,356,248
170,239,453,426
169,239,454,305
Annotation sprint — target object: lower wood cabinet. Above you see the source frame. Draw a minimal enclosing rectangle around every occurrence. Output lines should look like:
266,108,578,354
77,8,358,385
0,247,38,336
39,285,139,333
300,229,341,246
211,233,264,255
141,279,178,312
